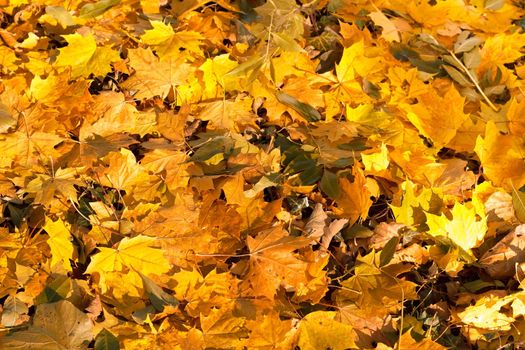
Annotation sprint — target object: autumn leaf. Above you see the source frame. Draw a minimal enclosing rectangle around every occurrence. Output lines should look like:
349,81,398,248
333,167,373,225
200,306,248,348
43,217,75,271
244,312,292,349
295,311,357,350
243,226,317,300
54,33,119,78
401,86,469,148
86,235,170,281
141,20,204,58
0,300,93,349
122,48,193,100
475,120,525,191
426,202,487,259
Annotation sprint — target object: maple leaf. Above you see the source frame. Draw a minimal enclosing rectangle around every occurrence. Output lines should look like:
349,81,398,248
200,306,248,348
333,167,373,225
122,48,193,100
0,131,63,168
43,217,75,272
295,311,357,350
25,167,83,206
479,32,525,71
335,251,418,316
86,235,170,284
244,312,293,349
361,142,389,172
475,120,525,191
458,293,519,331
396,330,447,350
479,225,525,279
54,33,119,78
96,148,154,193
331,41,382,103
426,203,487,259
80,91,156,139
401,86,469,148
368,11,401,42
0,300,93,349
243,226,317,300
198,98,257,132
4,0,525,347
391,180,443,227
141,20,204,58
255,0,304,40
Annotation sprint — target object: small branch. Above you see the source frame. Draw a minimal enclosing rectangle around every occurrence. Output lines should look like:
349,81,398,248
447,50,499,112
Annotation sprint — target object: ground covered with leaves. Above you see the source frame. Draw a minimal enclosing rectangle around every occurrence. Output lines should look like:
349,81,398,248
1,0,525,349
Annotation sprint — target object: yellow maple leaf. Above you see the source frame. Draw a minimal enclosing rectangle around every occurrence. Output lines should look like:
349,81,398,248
475,120,525,191
25,167,83,206
335,250,418,316
200,306,248,348
198,98,257,132
361,143,389,172
333,167,372,225
333,40,382,102
43,217,75,271
199,54,240,99
80,92,156,139
507,98,525,135
391,180,442,227
402,86,469,148
141,20,204,58
97,148,153,193
458,293,517,331
426,202,487,258
86,235,170,278
295,311,357,350
368,11,400,42
244,226,316,300
244,312,292,349
396,330,447,350
122,48,193,100
479,32,525,71
54,33,119,78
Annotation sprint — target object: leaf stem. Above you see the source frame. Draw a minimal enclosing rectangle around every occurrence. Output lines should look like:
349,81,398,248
447,50,499,112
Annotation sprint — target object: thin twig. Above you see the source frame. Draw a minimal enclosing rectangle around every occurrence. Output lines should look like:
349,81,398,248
447,50,499,112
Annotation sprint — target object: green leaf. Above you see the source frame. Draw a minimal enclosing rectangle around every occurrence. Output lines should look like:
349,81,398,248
343,223,373,240
225,56,265,77
139,272,178,312
275,91,322,122
95,329,120,350
320,170,340,199
380,236,400,267
463,48,481,69
454,36,483,54
286,154,322,185
80,0,121,18
45,6,75,27
463,279,505,293
391,43,419,61
272,32,303,52
408,57,442,74
512,186,525,223
443,65,474,87
0,102,15,133
190,136,234,163
485,0,504,11
35,275,70,304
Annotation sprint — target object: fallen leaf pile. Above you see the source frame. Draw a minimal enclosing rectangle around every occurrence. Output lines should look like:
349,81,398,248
1,0,525,349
